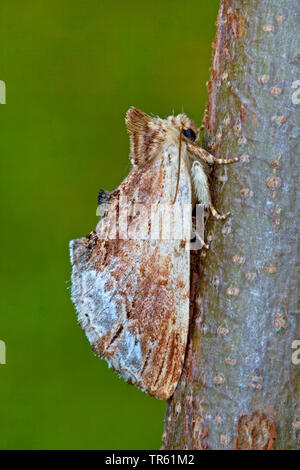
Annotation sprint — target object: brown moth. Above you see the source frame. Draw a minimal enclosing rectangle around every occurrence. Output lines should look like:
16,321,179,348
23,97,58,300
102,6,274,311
69,108,237,400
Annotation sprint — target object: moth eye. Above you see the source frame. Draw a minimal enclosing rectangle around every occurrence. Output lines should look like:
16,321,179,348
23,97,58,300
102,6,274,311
182,128,196,141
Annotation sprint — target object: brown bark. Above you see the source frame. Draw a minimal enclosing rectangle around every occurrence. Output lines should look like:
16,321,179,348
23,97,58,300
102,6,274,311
162,0,300,450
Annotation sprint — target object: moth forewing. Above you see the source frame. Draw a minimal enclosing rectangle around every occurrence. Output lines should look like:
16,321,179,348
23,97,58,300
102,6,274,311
70,108,229,400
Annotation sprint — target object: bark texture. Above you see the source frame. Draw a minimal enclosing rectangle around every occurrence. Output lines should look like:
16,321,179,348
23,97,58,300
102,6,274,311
162,0,300,450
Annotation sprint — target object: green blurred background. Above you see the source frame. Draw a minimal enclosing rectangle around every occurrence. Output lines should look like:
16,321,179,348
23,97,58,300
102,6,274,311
0,0,218,449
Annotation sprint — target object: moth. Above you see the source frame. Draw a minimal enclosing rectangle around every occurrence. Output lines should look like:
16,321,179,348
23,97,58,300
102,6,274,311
69,108,237,400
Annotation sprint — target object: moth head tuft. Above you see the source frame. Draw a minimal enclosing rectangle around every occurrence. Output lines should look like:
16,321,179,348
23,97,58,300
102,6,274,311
125,108,199,168
125,107,164,168
166,113,199,144
125,107,152,134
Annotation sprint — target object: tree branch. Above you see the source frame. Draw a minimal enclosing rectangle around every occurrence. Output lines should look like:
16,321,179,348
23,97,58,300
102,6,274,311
162,0,300,450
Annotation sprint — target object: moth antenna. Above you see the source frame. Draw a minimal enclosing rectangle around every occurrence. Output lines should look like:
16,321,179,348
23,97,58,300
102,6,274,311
172,128,183,204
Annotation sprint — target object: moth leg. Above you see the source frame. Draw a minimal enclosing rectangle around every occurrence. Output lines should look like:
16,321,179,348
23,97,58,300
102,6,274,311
195,231,209,249
187,143,238,165
191,161,230,220
192,216,208,249
210,204,230,220
191,161,211,208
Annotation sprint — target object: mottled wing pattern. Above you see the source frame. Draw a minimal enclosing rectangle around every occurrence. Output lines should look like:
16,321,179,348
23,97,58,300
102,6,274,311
70,148,191,399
